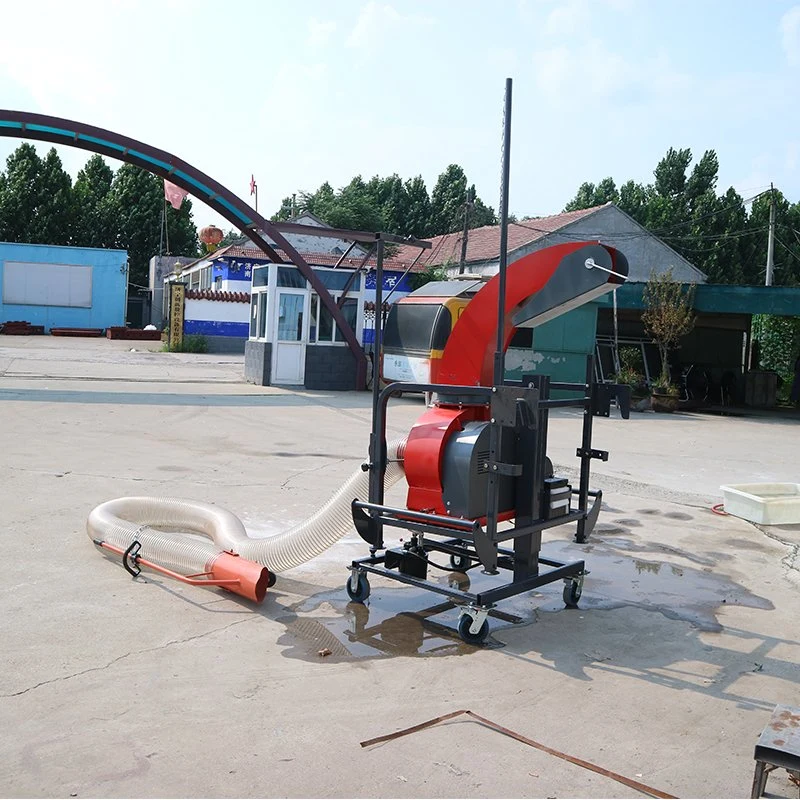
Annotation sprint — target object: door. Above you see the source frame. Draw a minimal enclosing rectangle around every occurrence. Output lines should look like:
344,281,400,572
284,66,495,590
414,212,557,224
272,290,307,384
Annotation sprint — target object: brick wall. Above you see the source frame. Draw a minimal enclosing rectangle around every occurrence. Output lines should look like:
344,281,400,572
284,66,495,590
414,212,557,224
304,345,357,390
244,340,272,385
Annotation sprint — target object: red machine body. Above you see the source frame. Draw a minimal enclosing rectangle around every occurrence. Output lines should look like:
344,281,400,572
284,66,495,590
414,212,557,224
403,241,627,517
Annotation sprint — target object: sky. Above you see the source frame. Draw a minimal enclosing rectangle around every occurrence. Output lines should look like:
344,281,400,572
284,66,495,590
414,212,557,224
1,0,800,234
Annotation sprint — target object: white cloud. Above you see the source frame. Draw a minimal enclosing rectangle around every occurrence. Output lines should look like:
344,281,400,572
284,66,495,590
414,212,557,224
544,0,589,37
531,40,689,108
346,2,433,50
780,5,800,65
307,17,337,48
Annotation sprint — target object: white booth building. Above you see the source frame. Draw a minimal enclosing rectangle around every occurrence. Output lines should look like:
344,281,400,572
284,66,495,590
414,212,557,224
246,262,364,388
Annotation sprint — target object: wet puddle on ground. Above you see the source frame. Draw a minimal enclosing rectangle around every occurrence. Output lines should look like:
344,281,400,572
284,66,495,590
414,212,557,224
273,531,773,662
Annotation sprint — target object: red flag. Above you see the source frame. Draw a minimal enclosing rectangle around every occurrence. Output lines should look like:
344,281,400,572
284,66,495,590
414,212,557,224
164,179,188,210
250,174,257,196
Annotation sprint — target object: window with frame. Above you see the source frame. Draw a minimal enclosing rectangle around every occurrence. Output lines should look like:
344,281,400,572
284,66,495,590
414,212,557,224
309,292,357,344
257,293,268,339
249,295,258,338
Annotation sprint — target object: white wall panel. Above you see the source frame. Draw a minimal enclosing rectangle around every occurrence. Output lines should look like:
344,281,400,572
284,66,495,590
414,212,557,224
3,261,93,307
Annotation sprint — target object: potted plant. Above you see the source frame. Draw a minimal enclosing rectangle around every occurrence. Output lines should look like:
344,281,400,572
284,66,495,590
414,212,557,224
649,374,680,412
612,366,648,400
613,346,649,401
641,268,695,413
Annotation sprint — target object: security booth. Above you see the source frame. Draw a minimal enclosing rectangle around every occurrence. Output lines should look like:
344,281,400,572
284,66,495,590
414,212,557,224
246,263,364,389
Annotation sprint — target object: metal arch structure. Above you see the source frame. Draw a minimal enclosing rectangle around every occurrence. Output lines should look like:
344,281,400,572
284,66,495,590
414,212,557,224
0,110,431,388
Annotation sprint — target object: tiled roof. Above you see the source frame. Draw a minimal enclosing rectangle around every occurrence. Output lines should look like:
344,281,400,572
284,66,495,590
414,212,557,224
186,289,249,303
393,204,608,267
205,244,421,272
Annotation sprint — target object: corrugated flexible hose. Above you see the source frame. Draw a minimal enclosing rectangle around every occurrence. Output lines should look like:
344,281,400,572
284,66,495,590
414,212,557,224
87,440,406,601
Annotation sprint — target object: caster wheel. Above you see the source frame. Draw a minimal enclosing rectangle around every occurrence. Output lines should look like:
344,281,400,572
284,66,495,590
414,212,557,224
449,553,470,570
563,579,582,608
266,571,277,588
457,614,489,645
346,572,371,603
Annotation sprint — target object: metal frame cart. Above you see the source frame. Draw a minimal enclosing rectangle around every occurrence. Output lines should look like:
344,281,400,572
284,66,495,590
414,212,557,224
345,80,630,644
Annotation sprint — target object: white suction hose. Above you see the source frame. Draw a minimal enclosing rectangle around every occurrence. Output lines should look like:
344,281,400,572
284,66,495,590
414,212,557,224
87,440,406,592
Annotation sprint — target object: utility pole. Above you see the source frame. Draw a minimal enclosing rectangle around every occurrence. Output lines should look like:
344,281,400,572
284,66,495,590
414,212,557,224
458,186,474,274
766,182,775,286
291,193,297,219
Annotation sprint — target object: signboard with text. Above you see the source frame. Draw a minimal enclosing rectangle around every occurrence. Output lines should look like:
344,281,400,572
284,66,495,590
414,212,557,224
169,282,186,349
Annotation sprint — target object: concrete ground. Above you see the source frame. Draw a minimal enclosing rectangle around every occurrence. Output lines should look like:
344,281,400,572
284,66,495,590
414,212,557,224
0,336,798,799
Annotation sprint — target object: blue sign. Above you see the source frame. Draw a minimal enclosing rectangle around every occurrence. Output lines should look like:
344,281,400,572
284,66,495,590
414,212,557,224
364,271,411,293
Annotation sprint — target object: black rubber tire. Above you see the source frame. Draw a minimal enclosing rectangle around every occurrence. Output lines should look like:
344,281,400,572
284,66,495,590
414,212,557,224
267,571,277,588
458,614,489,645
563,580,582,608
449,553,470,571
346,573,371,603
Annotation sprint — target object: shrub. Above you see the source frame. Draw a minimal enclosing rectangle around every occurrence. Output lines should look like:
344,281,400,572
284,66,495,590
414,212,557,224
162,334,208,353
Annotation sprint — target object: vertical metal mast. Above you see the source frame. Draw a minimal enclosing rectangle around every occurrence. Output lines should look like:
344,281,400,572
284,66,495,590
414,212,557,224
493,78,513,386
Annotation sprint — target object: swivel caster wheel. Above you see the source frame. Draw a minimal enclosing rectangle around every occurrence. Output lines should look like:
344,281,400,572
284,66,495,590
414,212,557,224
457,613,489,645
449,553,470,571
346,572,371,603
563,578,582,608
267,571,277,588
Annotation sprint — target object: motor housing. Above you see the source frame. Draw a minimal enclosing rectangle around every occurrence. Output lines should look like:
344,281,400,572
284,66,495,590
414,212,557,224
441,421,518,519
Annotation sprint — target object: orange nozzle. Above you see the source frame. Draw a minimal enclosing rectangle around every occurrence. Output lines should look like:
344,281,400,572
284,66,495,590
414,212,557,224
210,551,270,603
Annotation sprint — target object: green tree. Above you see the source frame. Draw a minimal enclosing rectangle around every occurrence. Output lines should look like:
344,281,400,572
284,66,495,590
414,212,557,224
0,144,75,245
105,164,199,287
403,175,432,238
408,263,448,291
73,155,115,248
469,185,497,229
271,196,296,222
0,144,42,242
743,190,800,287
617,179,650,222
752,314,800,400
31,149,74,244
653,147,692,199
560,147,779,284
365,173,408,233
331,176,384,231
642,267,696,385
299,181,336,223
685,149,719,211
430,164,468,234
564,177,619,211
219,228,243,247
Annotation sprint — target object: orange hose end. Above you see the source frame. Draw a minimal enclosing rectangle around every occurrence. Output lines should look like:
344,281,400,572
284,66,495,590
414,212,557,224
210,551,270,603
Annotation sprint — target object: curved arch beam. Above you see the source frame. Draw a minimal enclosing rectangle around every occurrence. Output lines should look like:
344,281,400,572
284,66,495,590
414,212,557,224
0,110,367,385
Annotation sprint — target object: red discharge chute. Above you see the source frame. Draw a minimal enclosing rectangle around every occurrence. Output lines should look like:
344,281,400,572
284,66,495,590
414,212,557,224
436,241,626,387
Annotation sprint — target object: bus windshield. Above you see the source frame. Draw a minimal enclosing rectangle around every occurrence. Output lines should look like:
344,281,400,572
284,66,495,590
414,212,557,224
383,302,452,355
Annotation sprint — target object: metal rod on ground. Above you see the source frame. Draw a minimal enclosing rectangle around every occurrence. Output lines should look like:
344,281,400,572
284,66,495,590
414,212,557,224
493,77,513,387
359,709,676,800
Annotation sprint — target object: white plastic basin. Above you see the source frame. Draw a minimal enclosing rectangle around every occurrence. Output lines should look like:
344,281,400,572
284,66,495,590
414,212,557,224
720,483,800,525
